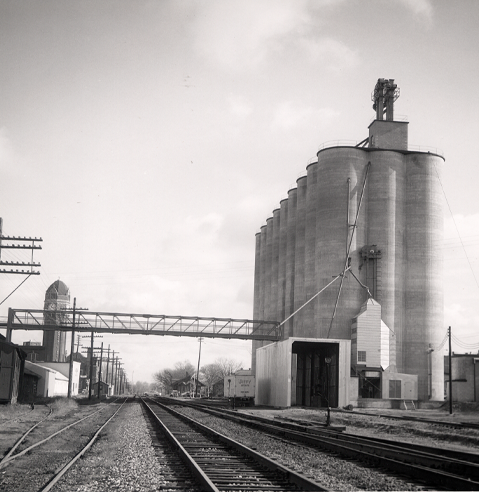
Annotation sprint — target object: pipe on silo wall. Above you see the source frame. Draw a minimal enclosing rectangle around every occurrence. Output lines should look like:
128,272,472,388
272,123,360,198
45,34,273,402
277,199,288,323
303,162,318,337
366,151,407,371
315,148,369,340
405,152,444,401
293,176,308,336
284,188,297,338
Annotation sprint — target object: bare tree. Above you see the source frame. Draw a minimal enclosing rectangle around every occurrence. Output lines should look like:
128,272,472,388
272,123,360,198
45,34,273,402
201,363,222,391
214,357,243,378
153,360,195,393
200,358,243,395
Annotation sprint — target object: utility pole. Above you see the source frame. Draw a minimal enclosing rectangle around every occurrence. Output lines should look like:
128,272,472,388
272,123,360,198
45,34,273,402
67,298,76,398
97,342,103,400
0,218,42,275
114,357,122,395
196,337,203,398
89,331,94,400
105,346,111,396
449,326,453,415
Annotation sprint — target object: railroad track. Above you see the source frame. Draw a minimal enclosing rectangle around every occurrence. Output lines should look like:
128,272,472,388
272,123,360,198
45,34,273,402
0,398,126,491
160,397,479,491
141,397,328,491
332,407,479,430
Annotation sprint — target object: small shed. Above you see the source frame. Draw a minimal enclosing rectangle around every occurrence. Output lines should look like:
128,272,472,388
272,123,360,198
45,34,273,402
211,378,224,397
91,381,109,397
0,335,26,404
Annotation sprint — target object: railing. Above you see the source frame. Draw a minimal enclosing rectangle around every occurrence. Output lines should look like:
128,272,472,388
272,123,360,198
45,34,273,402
317,140,361,152
316,140,444,157
5,309,282,341
408,144,444,157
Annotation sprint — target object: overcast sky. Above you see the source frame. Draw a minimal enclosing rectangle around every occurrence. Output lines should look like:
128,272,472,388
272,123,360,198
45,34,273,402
1,0,478,383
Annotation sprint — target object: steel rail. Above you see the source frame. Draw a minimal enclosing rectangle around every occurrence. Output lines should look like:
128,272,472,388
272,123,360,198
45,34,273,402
142,397,329,491
0,407,53,465
38,400,127,492
332,407,479,430
163,398,479,491
142,399,219,492
0,399,120,468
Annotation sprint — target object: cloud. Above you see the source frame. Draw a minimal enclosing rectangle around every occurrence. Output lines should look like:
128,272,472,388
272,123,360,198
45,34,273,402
228,95,253,119
299,37,360,71
271,101,339,131
190,0,352,70
0,127,15,170
396,0,433,23
443,213,479,348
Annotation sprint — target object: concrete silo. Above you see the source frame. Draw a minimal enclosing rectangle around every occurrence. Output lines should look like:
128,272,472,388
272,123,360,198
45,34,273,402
253,79,444,404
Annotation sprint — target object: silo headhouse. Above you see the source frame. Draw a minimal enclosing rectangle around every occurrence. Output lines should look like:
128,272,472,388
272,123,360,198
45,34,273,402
253,79,444,408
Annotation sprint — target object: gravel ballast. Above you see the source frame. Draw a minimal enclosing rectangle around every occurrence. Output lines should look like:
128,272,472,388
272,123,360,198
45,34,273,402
174,405,426,491
53,401,176,492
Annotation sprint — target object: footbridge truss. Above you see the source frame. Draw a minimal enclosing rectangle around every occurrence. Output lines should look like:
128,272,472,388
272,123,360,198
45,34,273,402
5,308,282,341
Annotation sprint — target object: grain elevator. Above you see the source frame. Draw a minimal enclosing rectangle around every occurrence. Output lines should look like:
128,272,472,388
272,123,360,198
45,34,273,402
253,79,444,406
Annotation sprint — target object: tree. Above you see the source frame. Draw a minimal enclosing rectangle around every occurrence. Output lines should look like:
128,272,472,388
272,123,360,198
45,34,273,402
214,357,243,378
153,360,195,393
200,358,243,396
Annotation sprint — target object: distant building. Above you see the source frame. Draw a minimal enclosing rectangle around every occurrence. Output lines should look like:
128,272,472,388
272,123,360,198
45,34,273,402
43,280,70,362
21,341,46,362
24,361,81,397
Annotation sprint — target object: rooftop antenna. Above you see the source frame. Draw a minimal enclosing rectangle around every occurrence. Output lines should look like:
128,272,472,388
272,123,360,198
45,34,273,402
372,78,400,121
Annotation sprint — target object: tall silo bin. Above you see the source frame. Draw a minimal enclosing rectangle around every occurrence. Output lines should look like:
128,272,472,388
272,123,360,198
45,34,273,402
253,231,261,321
277,199,289,322
264,217,274,323
315,148,369,340
405,152,444,401
284,187,297,338
293,176,308,336
271,208,281,322
304,162,319,338
252,231,262,374
366,151,407,370
253,224,268,373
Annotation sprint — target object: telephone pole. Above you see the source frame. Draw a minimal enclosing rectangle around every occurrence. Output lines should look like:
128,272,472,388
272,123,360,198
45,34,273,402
196,337,203,398
67,298,76,398
0,218,42,275
448,326,453,415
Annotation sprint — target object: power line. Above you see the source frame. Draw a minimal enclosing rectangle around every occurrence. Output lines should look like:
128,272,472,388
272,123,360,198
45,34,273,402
433,163,479,290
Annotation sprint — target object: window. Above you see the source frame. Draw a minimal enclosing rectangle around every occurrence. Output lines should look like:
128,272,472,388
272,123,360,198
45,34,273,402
389,380,401,399
358,351,366,363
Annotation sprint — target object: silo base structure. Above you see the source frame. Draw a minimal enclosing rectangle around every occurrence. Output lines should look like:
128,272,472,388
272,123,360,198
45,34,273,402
253,79,444,405
255,338,351,408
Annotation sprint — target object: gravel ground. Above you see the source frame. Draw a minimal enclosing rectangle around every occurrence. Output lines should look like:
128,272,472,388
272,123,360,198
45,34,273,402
239,406,479,453
54,402,171,491
53,401,200,492
174,406,424,491
0,400,121,492
2,400,473,491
